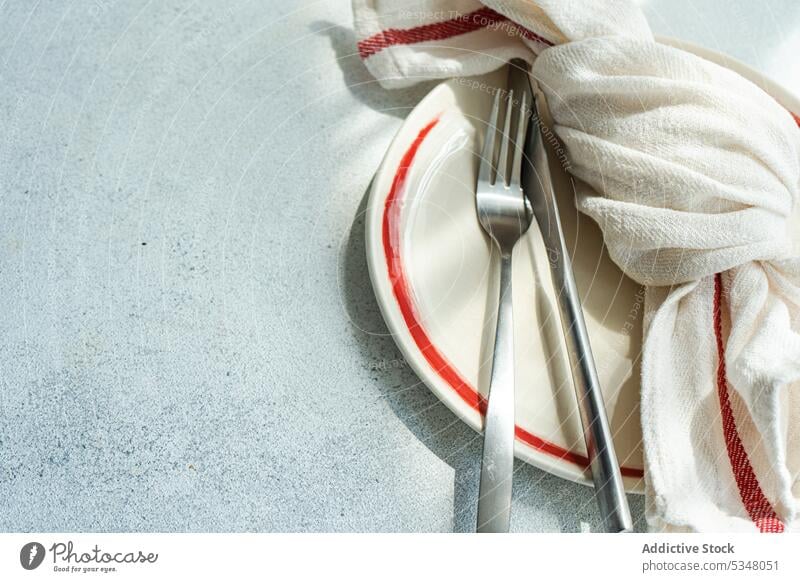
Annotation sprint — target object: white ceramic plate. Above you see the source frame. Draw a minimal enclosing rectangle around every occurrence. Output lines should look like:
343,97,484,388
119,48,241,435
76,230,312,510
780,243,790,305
365,38,800,493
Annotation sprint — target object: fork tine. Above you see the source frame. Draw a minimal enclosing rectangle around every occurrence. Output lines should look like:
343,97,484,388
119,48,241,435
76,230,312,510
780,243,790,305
496,90,514,188
479,89,502,186
510,90,527,188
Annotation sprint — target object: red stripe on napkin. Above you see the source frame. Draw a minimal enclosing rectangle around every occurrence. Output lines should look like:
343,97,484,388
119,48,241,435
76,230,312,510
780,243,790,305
713,273,784,533
358,7,553,59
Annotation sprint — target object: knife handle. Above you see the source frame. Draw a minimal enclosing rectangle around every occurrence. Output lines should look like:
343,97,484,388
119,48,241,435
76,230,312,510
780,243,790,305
547,227,633,533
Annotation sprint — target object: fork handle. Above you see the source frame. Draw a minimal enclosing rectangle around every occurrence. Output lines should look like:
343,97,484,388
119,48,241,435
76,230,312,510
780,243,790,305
477,251,516,533
539,202,633,533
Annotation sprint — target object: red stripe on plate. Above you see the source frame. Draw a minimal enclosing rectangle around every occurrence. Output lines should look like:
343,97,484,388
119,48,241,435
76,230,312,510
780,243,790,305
358,7,553,59
382,118,643,479
713,273,784,533
382,118,481,411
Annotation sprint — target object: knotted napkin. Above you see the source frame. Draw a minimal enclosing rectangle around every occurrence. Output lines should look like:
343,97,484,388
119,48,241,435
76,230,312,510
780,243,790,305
353,0,800,532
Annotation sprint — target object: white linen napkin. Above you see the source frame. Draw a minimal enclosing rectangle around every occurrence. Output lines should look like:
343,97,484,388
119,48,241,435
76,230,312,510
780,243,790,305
353,0,800,532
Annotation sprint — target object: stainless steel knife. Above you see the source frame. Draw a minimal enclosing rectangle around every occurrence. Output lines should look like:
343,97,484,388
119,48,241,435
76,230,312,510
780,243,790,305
510,59,633,533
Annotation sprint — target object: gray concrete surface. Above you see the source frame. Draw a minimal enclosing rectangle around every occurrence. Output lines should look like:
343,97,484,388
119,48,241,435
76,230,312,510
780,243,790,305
0,0,798,532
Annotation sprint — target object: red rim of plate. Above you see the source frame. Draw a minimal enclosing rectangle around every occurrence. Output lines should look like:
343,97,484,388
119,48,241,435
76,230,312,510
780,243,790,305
378,115,645,480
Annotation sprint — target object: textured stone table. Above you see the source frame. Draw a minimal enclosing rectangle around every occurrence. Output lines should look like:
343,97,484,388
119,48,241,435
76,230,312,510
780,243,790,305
1,0,798,532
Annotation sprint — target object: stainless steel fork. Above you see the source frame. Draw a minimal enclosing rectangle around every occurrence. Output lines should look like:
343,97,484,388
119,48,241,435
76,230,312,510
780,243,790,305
475,88,531,533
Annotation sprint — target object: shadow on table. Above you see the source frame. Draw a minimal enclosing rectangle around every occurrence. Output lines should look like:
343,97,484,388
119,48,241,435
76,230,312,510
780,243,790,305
339,183,646,532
